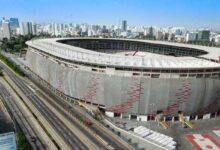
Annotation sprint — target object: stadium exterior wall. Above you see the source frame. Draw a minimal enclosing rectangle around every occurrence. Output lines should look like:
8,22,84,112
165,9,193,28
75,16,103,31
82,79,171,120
25,49,220,116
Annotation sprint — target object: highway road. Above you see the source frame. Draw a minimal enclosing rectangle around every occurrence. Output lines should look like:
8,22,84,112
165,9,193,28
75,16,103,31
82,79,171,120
0,53,133,150
0,82,46,150
30,68,133,150
31,84,109,150
0,62,89,150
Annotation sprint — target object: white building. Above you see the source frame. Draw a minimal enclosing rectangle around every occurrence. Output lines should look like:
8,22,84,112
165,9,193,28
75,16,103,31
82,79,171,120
54,23,59,36
87,29,94,37
0,28,3,40
120,31,128,37
156,31,164,40
20,22,33,35
215,35,220,43
186,32,197,42
2,22,11,39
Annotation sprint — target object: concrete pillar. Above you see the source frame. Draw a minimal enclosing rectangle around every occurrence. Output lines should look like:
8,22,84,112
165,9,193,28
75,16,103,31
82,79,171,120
172,116,175,123
128,114,131,120
195,115,198,120
137,116,141,122
105,111,114,118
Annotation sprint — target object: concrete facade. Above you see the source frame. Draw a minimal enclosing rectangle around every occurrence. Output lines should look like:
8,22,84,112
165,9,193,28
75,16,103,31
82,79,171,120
25,47,220,116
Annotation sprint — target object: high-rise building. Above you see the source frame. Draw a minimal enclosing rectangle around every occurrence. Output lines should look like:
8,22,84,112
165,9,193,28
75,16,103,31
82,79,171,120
198,30,210,41
51,23,55,36
32,23,37,35
60,23,64,32
186,32,197,42
9,18,19,28
20,22,33,35
148,26,154,39
2,22,11,39
28,22,33,34
21,22,28,35
121,20,127,31
156,31,164,40
54,23,59,36
0,28,3,40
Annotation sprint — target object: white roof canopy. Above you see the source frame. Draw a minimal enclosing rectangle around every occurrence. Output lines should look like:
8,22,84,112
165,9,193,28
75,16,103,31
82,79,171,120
26,38,220,69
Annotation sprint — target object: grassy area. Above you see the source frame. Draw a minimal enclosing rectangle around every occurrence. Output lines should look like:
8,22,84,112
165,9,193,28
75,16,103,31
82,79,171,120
0,70,3,76
16,132,29,150
0,52,25,76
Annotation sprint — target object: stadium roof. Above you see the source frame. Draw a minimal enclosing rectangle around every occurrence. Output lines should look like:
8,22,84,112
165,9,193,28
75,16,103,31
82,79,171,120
26,38,220,69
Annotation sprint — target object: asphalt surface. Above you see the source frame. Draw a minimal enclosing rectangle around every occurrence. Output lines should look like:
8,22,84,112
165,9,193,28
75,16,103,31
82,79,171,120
31,75,132,150
0,53,133,150
0,102,13,134
0,62,88,150
32,84,108,150
0,82,46,150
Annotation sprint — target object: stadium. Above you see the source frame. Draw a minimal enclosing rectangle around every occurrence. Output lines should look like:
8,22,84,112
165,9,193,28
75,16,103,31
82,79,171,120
25,38,220,120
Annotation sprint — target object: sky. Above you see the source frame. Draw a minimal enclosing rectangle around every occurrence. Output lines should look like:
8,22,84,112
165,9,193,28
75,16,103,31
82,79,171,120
0,0,220,30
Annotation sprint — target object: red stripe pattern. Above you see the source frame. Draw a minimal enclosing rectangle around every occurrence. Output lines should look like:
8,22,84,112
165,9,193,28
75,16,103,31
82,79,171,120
196,89,220,115
159,80,191,115
106,79,144,113
57,67,64,92
80,75,99,102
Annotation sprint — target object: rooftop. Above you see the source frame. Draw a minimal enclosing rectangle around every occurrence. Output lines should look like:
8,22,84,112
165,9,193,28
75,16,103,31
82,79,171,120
26,38,220,69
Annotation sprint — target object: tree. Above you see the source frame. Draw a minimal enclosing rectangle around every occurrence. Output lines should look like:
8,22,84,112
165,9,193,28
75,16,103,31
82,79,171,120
0,34,37,53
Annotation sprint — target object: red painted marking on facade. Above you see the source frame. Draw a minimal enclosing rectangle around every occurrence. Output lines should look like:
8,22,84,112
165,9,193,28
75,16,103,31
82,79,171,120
159,80,191,115
58,67,64,92
196,89,220,115
81,75,99,102
106,80,144,113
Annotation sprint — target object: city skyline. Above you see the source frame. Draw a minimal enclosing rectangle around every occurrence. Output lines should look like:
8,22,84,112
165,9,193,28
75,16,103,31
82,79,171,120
1,1,220,150
0,0,220,30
